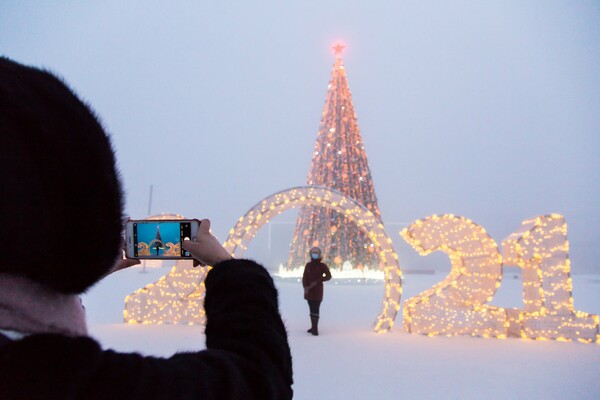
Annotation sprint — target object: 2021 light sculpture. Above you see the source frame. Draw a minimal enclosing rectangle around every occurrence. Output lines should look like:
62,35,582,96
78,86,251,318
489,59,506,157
123,210,597,342
124,213,208,325
401,214,599,342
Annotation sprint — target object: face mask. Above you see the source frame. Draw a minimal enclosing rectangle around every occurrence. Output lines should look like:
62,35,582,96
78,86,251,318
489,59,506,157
311,253,319,260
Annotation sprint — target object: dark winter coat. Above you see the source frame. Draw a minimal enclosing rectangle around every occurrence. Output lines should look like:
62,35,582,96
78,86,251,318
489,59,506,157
0,259,293,400
302,260,332,301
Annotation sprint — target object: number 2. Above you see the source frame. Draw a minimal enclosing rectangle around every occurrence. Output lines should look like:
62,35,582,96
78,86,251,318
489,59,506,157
400,215,507,337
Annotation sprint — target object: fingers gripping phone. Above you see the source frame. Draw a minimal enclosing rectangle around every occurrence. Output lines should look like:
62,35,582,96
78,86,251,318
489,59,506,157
125,219,200,259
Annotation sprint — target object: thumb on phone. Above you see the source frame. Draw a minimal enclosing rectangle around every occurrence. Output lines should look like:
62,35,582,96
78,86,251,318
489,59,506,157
182,219,233,267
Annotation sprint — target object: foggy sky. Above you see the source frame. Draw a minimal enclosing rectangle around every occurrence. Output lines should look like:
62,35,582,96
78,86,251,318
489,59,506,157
2,1,599,273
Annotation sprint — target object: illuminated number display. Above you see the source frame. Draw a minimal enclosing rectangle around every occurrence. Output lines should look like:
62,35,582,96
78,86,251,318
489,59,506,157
401,214,599,342
125,210,598,343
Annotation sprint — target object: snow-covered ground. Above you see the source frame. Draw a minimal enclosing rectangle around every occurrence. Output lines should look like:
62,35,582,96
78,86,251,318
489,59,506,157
83,266,600,399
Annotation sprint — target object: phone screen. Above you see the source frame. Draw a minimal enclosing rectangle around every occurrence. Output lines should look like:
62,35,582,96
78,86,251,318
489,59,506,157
133,221,193,258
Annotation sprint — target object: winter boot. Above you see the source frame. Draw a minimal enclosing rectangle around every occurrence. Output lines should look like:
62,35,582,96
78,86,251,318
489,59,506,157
309,314,319,336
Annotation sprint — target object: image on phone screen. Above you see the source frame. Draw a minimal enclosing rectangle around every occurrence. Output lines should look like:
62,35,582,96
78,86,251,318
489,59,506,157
133,221,192,258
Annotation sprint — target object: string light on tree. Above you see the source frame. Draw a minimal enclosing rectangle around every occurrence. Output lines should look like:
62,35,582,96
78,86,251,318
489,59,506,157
288,43,384,272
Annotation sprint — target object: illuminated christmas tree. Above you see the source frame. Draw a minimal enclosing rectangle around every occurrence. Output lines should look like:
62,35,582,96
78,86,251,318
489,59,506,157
287,43,383,271
151,225,165,256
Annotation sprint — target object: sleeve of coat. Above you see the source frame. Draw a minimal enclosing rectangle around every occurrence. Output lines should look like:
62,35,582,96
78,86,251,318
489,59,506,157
302,263,310,288
0,259,293,400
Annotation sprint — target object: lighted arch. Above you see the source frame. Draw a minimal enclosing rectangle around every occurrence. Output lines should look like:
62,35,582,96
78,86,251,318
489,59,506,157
216,186,402,333
124,213,209,325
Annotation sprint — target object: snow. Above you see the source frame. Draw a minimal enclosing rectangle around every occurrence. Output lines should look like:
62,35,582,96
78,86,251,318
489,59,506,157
82,267,600,399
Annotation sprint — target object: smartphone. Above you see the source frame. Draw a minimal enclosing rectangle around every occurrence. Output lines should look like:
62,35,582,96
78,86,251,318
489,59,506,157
125,219,200,259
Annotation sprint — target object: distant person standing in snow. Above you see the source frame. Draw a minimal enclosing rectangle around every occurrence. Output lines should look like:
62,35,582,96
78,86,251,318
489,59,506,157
302,247,332,336
0,57,292,399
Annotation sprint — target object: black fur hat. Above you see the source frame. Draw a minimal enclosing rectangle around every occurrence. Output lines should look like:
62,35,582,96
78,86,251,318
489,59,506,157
0,57,124,294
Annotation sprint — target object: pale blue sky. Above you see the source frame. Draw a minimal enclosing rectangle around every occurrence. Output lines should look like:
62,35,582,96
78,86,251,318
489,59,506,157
2,1,599,272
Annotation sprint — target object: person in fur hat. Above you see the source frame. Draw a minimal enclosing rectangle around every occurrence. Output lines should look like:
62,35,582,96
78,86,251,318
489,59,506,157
302,246,332,336
0,57,292,399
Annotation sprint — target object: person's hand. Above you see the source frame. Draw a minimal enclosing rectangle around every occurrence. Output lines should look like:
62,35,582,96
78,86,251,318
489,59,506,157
111,257,141,273
182,219,233,267
304,281,317,295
